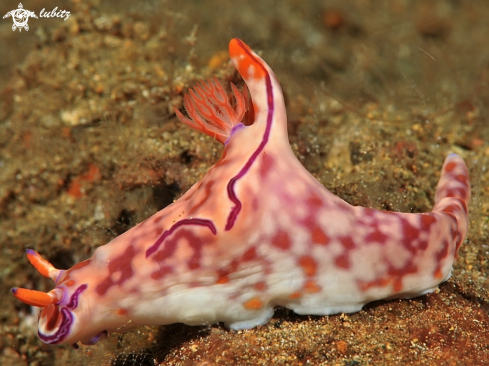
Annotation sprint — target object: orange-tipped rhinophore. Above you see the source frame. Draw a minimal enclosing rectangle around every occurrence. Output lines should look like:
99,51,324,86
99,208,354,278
26,249,61,281
11,287,62,307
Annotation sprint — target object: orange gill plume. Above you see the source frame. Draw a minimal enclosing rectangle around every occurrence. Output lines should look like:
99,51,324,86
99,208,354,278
174,76,247,144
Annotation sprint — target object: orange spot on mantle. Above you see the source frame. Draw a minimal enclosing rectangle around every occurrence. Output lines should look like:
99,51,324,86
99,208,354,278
393,279,403,292
243,297,264,310
304,280,321,293
288,292,302,299
299,255,318,277
216,275,229,285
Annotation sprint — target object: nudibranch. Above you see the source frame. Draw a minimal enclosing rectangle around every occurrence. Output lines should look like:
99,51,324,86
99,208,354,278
12,39,470,348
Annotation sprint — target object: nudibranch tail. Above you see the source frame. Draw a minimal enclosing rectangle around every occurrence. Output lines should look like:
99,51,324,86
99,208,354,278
228,39,268,81
228,38,288,142
435,154,471,204
175,76,246,144
432,153,471,255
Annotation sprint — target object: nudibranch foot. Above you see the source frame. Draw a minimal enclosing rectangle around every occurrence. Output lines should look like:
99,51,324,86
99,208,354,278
12,38,470,347
225,306,274,330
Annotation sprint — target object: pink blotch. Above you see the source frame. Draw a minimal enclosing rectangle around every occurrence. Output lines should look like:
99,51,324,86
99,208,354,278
339,236,356,250
258,153,274,178
271,230,291,250
334,253,350,269
96,245,137,296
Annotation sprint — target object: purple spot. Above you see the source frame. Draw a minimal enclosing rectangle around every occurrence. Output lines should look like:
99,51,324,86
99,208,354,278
26,248,37,256
146,218,217,258
84,330,108,345
225,123,246,144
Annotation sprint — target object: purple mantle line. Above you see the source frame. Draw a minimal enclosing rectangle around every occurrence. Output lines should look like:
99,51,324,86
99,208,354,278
225,40,275,231
145,218,217,258
38,284,88,344
66,284,88,309
39,308,73,344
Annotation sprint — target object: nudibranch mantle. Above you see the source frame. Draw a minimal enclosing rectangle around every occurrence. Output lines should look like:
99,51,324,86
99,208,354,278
12,38,470,347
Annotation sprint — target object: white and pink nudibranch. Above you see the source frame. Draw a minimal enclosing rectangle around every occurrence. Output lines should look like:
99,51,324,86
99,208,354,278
12,39,470,348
